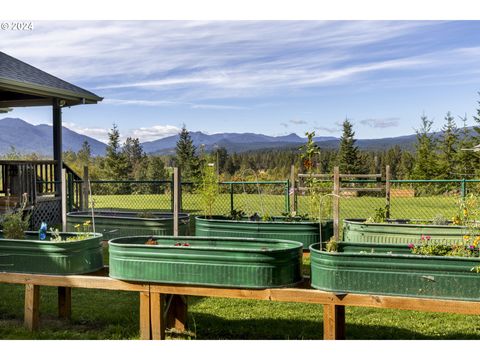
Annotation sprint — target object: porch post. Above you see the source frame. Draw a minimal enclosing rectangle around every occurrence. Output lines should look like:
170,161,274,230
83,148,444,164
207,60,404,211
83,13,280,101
52,99,62,195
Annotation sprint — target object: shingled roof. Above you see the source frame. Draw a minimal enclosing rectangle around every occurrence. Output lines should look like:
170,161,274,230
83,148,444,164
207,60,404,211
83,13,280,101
0,51,102,107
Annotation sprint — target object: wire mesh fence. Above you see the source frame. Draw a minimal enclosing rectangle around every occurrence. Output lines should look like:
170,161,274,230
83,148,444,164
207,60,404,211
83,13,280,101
81,179,290,217
73,177,480,224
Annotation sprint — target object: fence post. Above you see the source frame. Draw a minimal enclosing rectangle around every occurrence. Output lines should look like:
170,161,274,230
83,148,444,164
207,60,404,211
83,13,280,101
61,168,67,232
385,165,391,219
230,183,234,214
461,179,466,199
173,167,181,237
290,164,296,213
285,180,290,213
82,166,89,211
333,166,340,242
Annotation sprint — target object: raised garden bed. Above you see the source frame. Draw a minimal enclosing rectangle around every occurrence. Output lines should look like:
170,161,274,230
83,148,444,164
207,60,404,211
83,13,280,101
310,242,480,301
343,219,468,244
109,236,303,288
195,215,333,250
67,211,190,240
0,231,103,275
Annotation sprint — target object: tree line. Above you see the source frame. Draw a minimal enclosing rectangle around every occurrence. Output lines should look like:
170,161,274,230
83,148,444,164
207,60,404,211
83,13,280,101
6,95,480,182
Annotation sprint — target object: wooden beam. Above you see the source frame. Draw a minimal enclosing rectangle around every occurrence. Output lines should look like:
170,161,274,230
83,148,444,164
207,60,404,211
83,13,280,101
323,304,345,340
0,271,148,292
139,291,151,340
173,167,180,237
52,99,62,196
24,284,40,331
166,295,188,332
150,292,166,340
333,167,340,242
61,168,67,231
58,287,72,320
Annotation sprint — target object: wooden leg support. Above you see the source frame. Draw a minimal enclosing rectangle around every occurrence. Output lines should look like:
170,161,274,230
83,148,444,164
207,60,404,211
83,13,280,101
166,295,188,332
139,291,151,340
323,304,345,340
24,284,40,331
150,292,166,340
58,287,71,320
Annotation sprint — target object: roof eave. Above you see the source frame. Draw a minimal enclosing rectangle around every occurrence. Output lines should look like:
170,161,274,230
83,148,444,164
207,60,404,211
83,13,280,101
0,77,103,106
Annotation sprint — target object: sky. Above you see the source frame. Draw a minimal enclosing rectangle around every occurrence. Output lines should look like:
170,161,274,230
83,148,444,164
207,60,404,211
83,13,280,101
2,20,480,143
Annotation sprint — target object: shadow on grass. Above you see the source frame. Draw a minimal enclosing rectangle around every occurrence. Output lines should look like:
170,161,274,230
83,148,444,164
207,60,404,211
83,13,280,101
186,312,480,340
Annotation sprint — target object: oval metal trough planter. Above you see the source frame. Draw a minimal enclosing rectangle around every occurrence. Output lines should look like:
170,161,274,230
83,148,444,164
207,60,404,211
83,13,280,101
0,231,103,275
343,219,469,245
67,211,190,240
195,215,333,250
109,236,303,288
310,242,480,301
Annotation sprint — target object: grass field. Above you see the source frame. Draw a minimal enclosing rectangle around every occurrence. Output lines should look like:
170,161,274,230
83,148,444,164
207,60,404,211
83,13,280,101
91,193,459,221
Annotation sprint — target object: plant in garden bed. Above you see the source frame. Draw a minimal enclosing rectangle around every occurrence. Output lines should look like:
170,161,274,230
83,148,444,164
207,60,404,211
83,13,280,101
1,193,31,239
198,160,219,219
64,220,95,242
299,131,332,221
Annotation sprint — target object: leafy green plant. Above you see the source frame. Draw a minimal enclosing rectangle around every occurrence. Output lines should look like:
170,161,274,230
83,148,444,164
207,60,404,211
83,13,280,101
261,213,273,222
366,206,387,223
2,193,30,239
299,131,332,221
199,161,219,218
431,214,449,225
325,238,337,252
230,209,245,220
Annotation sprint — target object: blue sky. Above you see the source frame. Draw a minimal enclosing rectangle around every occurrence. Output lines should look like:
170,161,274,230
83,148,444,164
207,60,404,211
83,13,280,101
3,20,480,143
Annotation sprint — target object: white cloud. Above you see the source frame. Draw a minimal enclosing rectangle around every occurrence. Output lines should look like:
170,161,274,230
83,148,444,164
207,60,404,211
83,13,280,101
130,125,181,142
290,118,307,125
63,122,110,143
360,117,400,128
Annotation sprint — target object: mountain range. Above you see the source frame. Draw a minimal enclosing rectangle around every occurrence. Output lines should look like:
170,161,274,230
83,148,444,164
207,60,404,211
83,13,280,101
0,117,473,156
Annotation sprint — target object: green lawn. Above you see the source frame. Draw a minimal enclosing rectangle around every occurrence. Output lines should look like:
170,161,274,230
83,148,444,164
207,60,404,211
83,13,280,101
91,193,459,221
1,282,479,340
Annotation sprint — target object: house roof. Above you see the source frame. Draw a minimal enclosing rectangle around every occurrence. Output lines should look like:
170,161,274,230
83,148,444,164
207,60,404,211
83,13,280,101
0,51,103,107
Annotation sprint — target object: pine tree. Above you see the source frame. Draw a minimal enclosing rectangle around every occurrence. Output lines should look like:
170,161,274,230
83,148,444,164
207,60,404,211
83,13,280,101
174,125,200,181
337,118,360,174
412,114,439,179
77,140,92,166
438,112,459,178
123,137,147,179
104,124,131,192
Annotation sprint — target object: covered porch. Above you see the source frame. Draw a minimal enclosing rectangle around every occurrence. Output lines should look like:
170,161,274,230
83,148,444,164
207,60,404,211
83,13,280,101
0,51,102,227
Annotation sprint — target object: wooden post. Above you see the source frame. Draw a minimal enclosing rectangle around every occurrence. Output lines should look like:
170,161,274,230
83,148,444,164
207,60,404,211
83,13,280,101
139,291,151,340
166,295,188,332
82,166,89,211
150,292,166,340
333,166,340,242
323,304,345,340
173,167,181,237
58,287,71,320
385,165,391,219
290,164,296,213
61,168,67,232
24,284,40,331
52,99,63,196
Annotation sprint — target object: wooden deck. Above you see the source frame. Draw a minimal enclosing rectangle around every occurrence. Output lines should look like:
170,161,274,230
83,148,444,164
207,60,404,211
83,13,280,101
1,269,479,340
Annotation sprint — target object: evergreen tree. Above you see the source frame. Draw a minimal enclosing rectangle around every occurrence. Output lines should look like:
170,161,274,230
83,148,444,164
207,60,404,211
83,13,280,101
438,112,459,178
104,124,131,191
123,137,147,179
337,118,360,174
77,140,92,166
174,125,200,181
412,114,439,179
